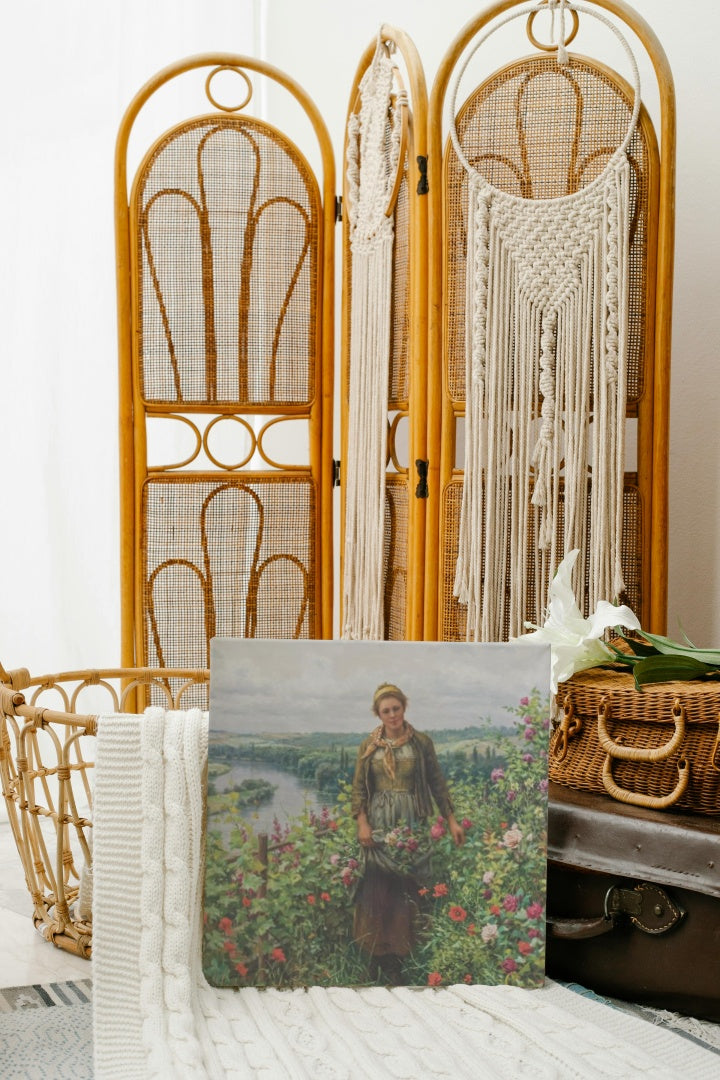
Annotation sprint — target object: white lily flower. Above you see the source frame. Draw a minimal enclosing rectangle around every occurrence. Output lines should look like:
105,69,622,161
514,549,641,694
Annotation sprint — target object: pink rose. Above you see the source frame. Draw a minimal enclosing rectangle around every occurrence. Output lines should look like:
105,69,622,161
502,958,518,974
526,902,544,920
503,827,523,849
430,823,446,840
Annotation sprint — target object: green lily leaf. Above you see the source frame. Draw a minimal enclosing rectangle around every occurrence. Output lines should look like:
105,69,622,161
603,642,640,666
632,654,719,690
636,630,720,666
616,635,658,658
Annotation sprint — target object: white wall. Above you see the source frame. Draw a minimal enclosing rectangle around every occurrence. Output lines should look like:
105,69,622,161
0,0,718,676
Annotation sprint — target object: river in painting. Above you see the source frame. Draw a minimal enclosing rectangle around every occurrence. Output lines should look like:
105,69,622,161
209,759,330,837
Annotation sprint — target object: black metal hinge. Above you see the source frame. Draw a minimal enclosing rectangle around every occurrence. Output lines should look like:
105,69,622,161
415,459,429,498
332,459,341,487
416,156,429,196
335,195,343,222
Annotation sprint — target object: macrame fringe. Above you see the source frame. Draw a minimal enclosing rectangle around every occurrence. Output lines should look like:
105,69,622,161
342,40,402,640
453,157,633,642
449,1,640,642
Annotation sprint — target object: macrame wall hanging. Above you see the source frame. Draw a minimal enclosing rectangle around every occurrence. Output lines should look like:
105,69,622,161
342,37,407,639
450,1,641,641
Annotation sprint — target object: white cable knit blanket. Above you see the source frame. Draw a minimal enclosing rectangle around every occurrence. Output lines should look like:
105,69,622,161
92,709,717,1079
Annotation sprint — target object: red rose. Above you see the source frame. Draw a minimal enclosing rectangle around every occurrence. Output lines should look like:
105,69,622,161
218,917,233,934
427,972,442,986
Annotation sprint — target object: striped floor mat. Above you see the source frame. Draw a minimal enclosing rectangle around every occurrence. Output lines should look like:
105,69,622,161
0,978,92,1012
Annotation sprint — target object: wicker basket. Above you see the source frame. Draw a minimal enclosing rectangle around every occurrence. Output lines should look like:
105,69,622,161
552,667,720,814
0,662,209,958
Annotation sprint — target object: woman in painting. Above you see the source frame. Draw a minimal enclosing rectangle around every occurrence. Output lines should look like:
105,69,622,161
351,683,464,984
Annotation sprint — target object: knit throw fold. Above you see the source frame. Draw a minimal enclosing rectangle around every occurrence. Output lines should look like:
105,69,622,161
92,708,717,1078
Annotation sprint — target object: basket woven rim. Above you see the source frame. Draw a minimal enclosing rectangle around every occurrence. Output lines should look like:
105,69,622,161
559,665,720,709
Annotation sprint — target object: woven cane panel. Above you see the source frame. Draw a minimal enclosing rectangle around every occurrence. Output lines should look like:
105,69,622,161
142,475,316,677
135,117,319,407
445,56,650,405
439,478,642,642
383,477,409,640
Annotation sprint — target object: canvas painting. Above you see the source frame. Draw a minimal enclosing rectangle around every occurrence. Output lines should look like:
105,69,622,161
203,639,551,990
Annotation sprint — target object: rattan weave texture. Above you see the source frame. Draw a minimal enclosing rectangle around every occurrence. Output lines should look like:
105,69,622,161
142,475,316,684
136,116,319,407
0,665,209,956
553,668,720,814
383,477,409,640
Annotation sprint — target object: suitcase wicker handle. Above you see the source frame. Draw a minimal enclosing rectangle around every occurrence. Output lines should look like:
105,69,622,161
597,698,686,762
602,755,690,809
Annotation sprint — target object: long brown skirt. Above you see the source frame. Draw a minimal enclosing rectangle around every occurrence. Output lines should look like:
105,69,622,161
353,866,419,957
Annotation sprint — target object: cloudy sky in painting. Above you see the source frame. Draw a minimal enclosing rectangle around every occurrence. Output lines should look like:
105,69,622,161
209,639,550,736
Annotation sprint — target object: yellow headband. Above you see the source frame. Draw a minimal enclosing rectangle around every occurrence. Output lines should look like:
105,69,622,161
372,683,406,709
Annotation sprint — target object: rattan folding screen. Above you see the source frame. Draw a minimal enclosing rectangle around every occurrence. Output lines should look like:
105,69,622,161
116,2,674,662
425,0,674,641
116,56,335,696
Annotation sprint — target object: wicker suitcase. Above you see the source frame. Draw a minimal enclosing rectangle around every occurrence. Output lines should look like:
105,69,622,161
546,783,720,1021
551,668,720,813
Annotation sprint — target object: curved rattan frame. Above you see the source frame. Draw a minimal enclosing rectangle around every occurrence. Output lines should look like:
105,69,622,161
425,0,675,639
115,55,336,673
0,662,209,957
340,25,428,640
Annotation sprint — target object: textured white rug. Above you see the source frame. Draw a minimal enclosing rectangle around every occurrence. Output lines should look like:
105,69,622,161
92,710,719,1079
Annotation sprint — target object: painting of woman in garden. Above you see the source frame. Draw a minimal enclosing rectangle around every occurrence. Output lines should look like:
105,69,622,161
204,639,551,991
352,683,464,984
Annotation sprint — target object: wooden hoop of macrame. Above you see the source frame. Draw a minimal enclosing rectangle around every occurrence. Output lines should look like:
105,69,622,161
448,1,641,641
342,39,407,639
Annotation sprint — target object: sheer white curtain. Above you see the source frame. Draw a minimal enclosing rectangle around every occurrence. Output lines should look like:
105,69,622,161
0,0,263,673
